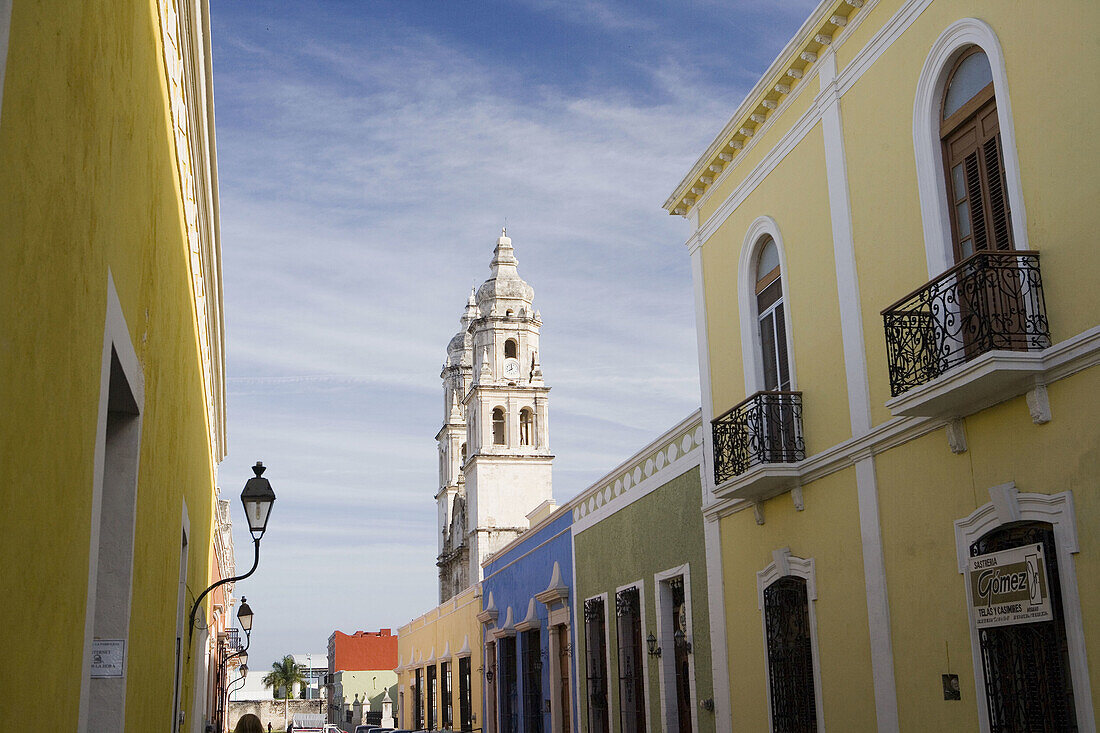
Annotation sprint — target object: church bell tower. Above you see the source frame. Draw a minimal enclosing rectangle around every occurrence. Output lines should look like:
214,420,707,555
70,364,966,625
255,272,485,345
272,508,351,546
435,231,554,602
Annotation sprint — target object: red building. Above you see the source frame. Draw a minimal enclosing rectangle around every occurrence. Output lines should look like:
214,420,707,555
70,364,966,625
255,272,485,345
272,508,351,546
327,628,398,675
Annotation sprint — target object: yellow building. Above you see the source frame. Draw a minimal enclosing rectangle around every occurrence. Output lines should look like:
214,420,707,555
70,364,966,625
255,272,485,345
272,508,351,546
665,0,1099,730
396,584,484,731
0,1,231,731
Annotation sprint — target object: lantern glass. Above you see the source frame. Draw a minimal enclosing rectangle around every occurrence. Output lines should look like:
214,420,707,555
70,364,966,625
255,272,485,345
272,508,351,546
240,462,276,539
237,597,254,633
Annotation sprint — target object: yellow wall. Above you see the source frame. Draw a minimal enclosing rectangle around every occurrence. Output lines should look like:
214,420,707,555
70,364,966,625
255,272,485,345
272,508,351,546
719,467,878,730
691,0,1100,729
0,1,221,730
396,585,484,729
702,125,852,453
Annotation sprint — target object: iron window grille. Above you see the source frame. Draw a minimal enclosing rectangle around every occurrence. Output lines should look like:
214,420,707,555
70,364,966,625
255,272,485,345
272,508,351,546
712,390,804,484
413,669,424,730
522,629,545,733
500,636,518,733
616,587,646,733
971,522,1076,731
584,598,610,733
427,663,437,730
764,576,818,732
441,660,452,728
459,656,472,731
882,250,1049,396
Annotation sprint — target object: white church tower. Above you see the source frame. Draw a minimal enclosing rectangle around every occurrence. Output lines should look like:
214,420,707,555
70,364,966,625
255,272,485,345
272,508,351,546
436,230,553,602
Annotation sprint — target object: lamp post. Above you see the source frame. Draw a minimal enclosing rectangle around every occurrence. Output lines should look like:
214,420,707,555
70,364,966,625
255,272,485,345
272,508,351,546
188,462,276,649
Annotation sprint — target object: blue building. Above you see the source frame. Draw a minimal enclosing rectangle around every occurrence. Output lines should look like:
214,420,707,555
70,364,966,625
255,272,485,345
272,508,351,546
479,505,577,733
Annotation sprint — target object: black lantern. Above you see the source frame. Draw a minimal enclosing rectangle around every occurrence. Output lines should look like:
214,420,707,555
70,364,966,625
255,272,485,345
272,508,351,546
674,628,692,654
646,632,662,658
237,649,249,667
239,663,248,678
237,597,254,634
241,462,276,539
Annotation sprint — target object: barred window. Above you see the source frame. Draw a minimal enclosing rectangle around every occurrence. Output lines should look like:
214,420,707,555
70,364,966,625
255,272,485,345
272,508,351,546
763,576,817,732
584,598,610,733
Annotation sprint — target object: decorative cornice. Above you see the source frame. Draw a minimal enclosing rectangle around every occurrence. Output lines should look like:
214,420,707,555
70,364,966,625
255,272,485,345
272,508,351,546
156,0,226,461
570,410,703,524
663,0,871,217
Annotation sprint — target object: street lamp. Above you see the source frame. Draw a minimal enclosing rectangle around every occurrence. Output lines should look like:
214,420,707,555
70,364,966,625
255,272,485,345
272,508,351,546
237,597,254,634
188,463,276,648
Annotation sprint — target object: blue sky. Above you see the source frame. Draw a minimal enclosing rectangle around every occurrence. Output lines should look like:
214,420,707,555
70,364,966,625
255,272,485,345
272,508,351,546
210,0,816,675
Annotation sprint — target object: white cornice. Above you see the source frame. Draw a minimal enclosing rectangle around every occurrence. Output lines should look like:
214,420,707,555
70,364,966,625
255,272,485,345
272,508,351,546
156,0,226,462
663,0,878,215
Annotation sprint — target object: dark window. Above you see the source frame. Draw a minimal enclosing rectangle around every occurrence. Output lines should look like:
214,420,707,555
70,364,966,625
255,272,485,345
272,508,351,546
459,656,472,731
441,661,452,728
413,668,424,730
670,577,692,733
584,598,610,733
557,625,573,733
764,576,817,732
505,339,518,358
616,587,646,733
971,522,1076,731
522,629,544,733
941,47,1012,262
520,408,533,446
493,407,506,445
500,636,518,733
426,663,437,730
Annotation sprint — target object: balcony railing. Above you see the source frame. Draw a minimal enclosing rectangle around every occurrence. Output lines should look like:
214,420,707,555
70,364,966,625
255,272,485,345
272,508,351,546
712,391,804,485
882,250,1050,397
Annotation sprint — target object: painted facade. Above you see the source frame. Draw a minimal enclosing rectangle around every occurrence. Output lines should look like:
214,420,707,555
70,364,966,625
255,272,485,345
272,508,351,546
0,1,228,732
666,0,1100,730
480,509,577,733
572,412,715,733
396,583,484,731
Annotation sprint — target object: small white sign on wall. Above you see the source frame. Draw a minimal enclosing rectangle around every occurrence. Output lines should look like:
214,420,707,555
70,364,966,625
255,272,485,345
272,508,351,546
91,639,126,678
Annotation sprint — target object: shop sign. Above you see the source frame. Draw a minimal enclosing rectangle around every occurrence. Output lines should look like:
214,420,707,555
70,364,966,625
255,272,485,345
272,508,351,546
90,639,126,678
968,544,1052,628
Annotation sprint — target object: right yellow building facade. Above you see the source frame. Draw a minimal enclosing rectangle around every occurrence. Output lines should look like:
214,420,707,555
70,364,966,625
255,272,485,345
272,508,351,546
666,1,1100,730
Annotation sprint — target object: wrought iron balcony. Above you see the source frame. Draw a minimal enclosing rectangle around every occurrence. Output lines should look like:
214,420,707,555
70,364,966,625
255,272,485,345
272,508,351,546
882,250,1050,397
712,391,804,485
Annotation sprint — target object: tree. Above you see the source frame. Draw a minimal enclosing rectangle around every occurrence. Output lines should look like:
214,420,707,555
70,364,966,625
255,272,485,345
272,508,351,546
262,655,306,730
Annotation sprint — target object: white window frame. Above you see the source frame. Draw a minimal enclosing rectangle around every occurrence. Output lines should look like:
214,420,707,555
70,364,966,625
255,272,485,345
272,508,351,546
613,580,652,733
756,549,825,732
914,17,1029,278
953,483,1094,731
738,216,797,396
653,564,699,733
581,591,613,733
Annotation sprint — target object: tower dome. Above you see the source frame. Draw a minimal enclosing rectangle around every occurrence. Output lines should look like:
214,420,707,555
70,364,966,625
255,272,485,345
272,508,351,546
475,230,534,316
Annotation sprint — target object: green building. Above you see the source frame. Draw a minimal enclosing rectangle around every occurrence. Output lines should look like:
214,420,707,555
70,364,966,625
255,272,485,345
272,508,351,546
571,411,716,733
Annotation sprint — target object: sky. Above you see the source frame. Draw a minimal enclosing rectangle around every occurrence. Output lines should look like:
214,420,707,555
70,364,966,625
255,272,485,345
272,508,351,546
209,0,817,676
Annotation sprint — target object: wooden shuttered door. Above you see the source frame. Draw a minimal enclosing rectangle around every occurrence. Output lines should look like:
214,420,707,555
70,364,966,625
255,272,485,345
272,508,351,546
942,80,1013,262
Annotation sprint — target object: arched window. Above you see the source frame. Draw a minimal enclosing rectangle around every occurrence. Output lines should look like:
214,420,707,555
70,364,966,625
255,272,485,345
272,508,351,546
492,408,506,445
941,46,1012,261
969,521,1075,729
460,442,467,463
519,408,533,446
755,236,790,391
504,339,518,359
763,576,817,731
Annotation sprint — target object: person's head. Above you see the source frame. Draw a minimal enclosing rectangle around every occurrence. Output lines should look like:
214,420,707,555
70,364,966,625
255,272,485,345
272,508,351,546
233,713,264,733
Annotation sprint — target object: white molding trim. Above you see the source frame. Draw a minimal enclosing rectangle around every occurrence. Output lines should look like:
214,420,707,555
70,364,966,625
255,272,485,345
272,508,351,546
738,216,799,396
913,17,1029,277
818,49,872,437
79,272,145,733
953,485,1094,731
756,550,825,732
852,456,899,731
689,243,717,503
701,517,731,729
0,0,12,132
653,565,700,733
